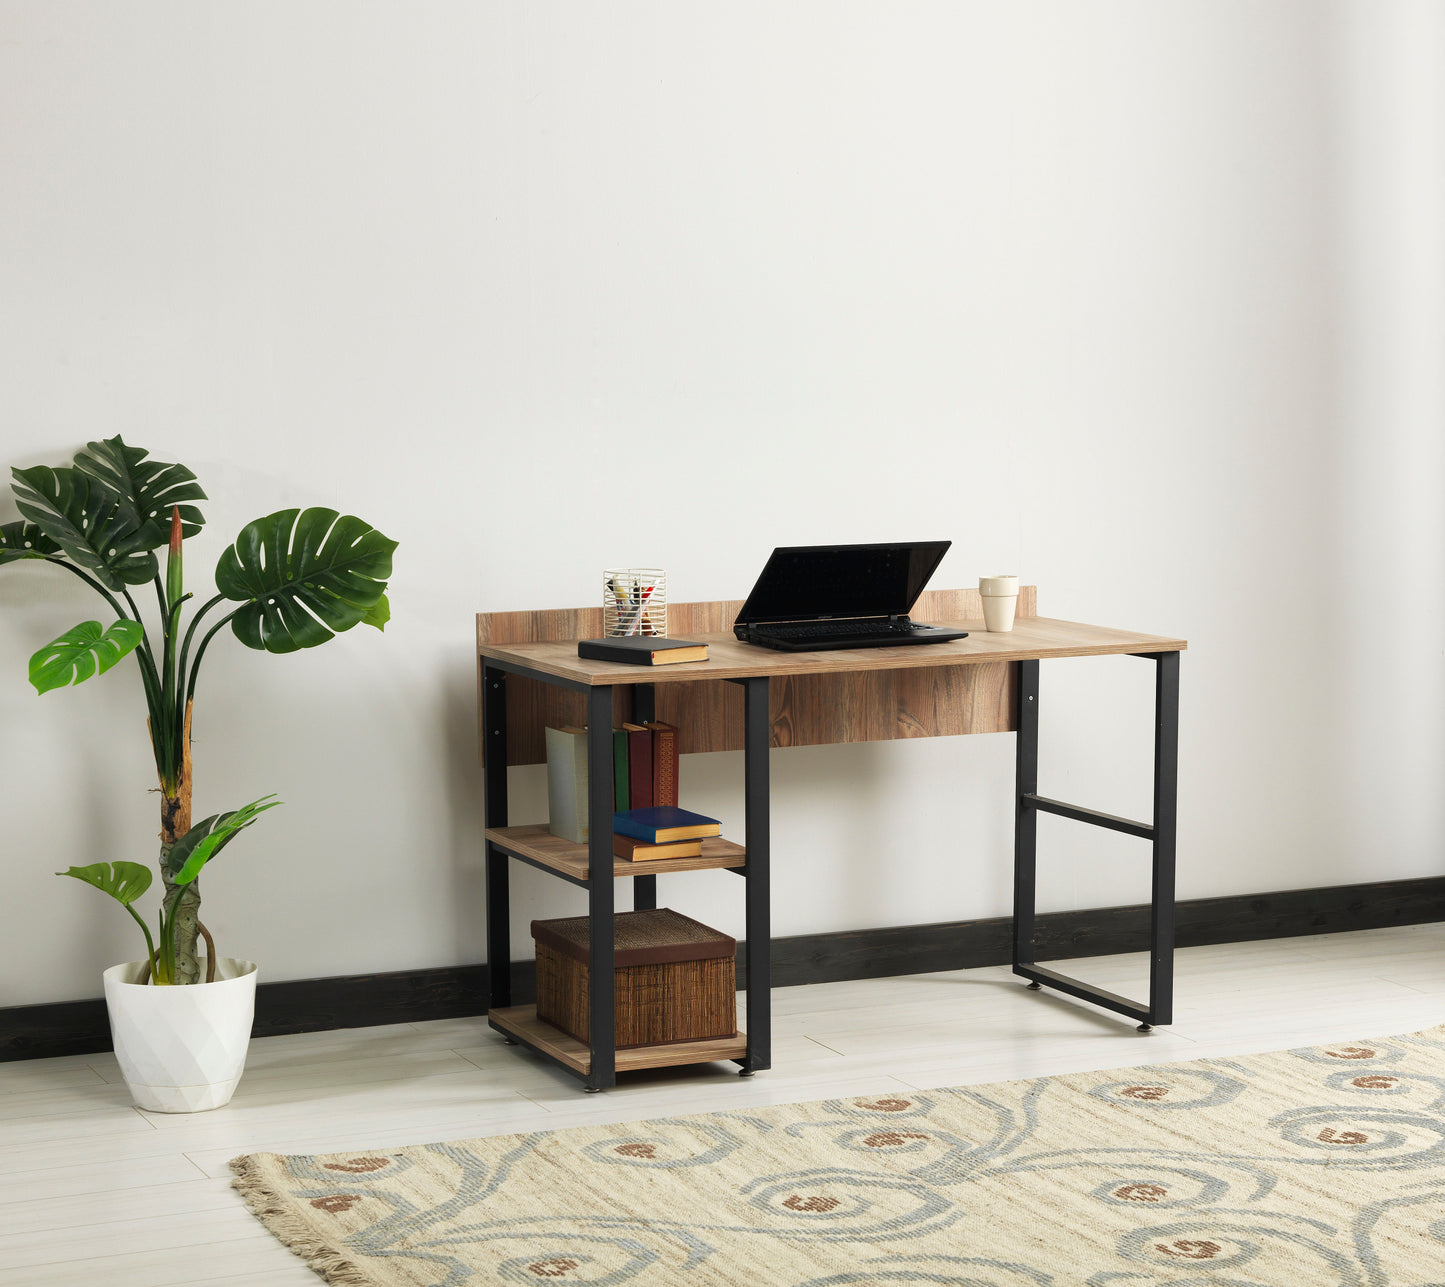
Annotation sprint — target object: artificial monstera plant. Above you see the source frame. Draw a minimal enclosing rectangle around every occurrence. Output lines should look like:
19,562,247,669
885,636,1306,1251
1,437,396,984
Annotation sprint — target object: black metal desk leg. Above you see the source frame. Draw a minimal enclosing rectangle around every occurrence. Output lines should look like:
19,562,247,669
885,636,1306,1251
1013,651,1179,1030
586,686,617,1091
1014,660,1040,983
740,676,771,1075
631,684,657,912
482,665,511,1012
1148,651,1180,1028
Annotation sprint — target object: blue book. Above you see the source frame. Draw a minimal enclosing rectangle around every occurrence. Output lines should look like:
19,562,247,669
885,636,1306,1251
613,805,721,844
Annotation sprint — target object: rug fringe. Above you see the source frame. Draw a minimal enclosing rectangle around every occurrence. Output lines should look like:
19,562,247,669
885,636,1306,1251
230,1154,376,1287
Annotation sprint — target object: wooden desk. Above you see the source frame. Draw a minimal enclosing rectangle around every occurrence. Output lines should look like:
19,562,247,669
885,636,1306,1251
478,589,1185,1091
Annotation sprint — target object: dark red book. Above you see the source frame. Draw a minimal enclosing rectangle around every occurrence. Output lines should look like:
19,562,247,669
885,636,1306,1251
647,721,680,809
624,722,653,810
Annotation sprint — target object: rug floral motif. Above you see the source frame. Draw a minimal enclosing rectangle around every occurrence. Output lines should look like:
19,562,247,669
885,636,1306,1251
232,1023,1445,1285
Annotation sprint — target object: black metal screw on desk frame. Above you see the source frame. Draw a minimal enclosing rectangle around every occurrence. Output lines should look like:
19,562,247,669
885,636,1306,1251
1012,652,1180,1029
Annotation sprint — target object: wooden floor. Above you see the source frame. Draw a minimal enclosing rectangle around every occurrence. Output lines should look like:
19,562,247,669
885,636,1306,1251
3,923,1443,1285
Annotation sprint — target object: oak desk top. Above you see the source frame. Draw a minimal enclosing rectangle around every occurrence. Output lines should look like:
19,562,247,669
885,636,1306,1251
477,616,1187,688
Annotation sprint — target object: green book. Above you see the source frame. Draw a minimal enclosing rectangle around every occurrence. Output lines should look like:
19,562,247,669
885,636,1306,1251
613,728,630,810
545,726,589,844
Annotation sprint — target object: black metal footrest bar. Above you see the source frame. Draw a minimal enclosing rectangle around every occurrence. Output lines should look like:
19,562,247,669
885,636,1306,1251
1014,965,1151,1025
1022,794,1154,840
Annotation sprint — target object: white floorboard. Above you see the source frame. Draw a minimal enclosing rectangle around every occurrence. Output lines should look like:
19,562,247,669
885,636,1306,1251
1,924,1442,1284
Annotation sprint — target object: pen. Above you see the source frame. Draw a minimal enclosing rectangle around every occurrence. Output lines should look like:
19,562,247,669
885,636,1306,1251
626,584,655,636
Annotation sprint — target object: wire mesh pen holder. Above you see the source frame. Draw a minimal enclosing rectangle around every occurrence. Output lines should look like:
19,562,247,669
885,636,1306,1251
604,569,667,638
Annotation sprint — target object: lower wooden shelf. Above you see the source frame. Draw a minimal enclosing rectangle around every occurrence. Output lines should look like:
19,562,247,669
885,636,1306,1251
488,1004,748,1075
486,824,746,881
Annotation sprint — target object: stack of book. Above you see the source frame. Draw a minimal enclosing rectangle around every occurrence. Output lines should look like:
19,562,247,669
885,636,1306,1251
546,720,720,858
612,805,721,861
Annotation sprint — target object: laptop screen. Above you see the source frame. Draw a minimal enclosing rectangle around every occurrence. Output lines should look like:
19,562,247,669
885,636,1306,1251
735,541,951,625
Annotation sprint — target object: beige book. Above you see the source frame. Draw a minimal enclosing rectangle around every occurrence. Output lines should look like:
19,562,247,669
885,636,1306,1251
545,726,588,844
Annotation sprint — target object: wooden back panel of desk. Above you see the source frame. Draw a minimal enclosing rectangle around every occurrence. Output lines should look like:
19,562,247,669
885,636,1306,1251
477,587,1036,767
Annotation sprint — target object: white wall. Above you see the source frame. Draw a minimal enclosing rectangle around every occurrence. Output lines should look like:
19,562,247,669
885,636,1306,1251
1,2,1438,1007
1327,1,1445,895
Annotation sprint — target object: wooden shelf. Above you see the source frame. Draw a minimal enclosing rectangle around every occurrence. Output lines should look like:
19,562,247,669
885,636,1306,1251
489,1004,747,1075
485,824,746,880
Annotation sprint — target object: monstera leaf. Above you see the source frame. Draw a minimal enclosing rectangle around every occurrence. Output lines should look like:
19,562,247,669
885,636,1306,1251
168,795,281,885
215,508,396,653
74,435,206,548
362,594,391,631
29,619,145,693
57,860,153,906
0,521,60,565
10,466,156,588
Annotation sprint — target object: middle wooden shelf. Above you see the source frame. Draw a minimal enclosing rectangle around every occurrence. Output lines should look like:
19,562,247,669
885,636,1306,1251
484,823,747,882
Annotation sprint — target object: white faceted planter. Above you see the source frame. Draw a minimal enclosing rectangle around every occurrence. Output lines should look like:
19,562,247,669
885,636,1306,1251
102,957,257,1112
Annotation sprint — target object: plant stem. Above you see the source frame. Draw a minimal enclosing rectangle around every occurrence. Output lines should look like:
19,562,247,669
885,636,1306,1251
44,557,128,620
121,586,152,657
45,558,172,782
154,905,171,985
185,609,240,708
198,921,216,983
159,596,188,767
125,902,159,984
123,589,179,793
176,593,226,687
151,577,176,771
174,594,221,752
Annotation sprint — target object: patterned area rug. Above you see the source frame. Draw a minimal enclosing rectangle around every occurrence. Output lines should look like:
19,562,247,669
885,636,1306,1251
232,1024,1445,1286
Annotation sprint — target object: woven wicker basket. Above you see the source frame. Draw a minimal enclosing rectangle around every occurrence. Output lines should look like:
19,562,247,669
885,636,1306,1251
532,908,736,1048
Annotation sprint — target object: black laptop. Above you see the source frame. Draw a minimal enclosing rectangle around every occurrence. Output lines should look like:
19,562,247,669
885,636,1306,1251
733,541,970,652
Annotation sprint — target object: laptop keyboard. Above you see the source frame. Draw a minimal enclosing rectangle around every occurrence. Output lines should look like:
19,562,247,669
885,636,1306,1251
753,619,912,641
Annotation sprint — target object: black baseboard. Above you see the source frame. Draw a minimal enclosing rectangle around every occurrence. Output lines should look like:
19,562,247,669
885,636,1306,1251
5,874,1442,1063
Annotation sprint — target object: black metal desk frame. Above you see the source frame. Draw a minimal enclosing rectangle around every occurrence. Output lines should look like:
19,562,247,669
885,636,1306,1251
1014,651,1180,1031
482,648,1178,1090
482,661,770,1091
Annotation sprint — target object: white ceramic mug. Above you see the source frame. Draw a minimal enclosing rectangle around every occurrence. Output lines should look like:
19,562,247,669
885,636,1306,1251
979,575,1019,632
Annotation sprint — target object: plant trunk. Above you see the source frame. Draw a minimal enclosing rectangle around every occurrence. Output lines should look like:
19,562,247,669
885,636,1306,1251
159,702,200,984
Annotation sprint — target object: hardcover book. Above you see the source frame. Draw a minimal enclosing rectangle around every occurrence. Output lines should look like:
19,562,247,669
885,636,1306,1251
613,728,629,811
613,805,722,844
545,726,588,845
577,637,708,666
624,722,652,811
612,833,704,861
646,721,680,809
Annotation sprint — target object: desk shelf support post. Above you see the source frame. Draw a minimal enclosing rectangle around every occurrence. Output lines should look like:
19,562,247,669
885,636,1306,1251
1013,659,1040,975
740,675,771,1074
483,664,511,1012
632,684,658,913
1149,650,1180,1027
586,685,618,1091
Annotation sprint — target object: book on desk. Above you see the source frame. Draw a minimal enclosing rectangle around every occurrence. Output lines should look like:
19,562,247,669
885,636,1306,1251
578,637,708,666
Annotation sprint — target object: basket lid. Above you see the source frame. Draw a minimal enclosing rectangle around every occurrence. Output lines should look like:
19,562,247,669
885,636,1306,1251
531,908,735,967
